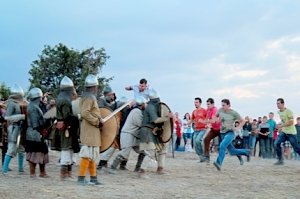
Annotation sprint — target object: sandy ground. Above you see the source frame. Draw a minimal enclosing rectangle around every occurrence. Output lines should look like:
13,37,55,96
1,148,300,199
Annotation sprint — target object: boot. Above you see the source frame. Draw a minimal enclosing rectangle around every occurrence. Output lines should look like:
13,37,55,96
18,153,25,173
156,166,167,175
90,176,102,185
29,162,36,178
77,176,86,185
134,153,145,172
138,168,148,179
2,154,12,174
97,160,108,170
111,155,123,170
67,165,73,178
108,155,123,174
60,165,68,180
39,164,49,178
119,160,128,170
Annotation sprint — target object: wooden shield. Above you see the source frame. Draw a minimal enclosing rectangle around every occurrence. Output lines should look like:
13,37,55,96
99,107,118,152
159,102,173,143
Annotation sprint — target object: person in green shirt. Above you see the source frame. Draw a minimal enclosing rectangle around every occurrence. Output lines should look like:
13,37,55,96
274,98,300,165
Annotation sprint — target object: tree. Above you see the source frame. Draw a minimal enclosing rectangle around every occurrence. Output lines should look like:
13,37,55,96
0,82,10,100
28,43,112,97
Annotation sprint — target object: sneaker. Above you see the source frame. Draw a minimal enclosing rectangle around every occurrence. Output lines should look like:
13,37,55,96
200,156,210,163
246,154,250,162
239,158,244,166
274,160,284,165
213,162,221,171
246,150,251,162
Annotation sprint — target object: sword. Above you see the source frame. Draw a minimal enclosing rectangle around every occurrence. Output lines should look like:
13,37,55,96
100,100,132,123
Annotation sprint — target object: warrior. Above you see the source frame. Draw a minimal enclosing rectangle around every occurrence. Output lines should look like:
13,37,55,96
52,76,80,180
25,87,49,178
138,89,173,176
78,74,103,185
2,84,27,175
97,86,129,171
0,101,8,166
108,96,147,174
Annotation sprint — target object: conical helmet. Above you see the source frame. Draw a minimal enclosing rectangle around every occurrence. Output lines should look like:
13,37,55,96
135,96,147,105
85,74,99,87
148,89,159,99
10,84,24,97
60,76,74,89
27,87,43,100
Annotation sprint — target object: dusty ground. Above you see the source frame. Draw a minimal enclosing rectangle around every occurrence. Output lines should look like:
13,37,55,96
0,149,300,199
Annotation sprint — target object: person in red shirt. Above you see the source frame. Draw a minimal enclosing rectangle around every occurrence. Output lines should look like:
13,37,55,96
190,97,207,160
174,112,182,150
200,98,220,163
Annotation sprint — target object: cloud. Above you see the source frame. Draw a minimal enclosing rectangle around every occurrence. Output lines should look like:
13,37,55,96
223,69,268,80
213,87,260,99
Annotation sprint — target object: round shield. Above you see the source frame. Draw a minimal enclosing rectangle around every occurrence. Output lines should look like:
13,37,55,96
99,107,118,152
159,102,173,143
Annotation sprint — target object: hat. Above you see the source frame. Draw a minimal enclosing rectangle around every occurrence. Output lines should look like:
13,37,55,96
103,86,114,95
60,76,74,89
27,87,43,100
85,74,99,87
11,84,24,97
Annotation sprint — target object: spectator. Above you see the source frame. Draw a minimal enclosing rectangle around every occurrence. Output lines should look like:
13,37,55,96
182,112,193,152
267,112,277,158
257,116,270,158
174,112,182,151
242,116,252,149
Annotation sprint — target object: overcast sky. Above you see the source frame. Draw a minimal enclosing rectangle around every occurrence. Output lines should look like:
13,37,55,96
1,0,300,121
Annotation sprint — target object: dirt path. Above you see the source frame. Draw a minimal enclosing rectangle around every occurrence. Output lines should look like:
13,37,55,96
1,150,300,199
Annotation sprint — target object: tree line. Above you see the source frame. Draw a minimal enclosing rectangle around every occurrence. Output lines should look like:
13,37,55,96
0,43,112,100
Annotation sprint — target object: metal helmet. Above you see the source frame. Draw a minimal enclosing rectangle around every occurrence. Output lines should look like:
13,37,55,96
135,96,147,105
148,88,159,99
60,76,74,89
10,84,24,97
103,86,113,95
85,74,99,87
27,87,43,100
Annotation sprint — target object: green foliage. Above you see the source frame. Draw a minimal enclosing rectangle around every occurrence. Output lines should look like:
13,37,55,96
28,43,113,97
0,82,10,100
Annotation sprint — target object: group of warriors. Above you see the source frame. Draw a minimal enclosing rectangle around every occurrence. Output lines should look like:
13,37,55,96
1,76,300,185
0,76,174,185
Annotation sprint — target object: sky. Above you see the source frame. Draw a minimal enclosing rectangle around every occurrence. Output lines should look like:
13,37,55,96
1,0,300,121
